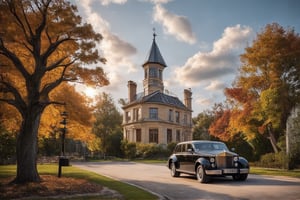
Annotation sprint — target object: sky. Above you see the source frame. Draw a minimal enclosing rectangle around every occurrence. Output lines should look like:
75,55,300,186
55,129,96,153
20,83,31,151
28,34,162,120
72,0,300,117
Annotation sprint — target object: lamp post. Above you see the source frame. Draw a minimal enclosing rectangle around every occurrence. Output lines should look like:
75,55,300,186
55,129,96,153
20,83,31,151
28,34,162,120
58,111,69,177
60,111,68,156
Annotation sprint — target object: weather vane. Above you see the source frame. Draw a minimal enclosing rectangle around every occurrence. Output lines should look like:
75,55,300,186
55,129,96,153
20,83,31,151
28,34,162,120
153,27,157,40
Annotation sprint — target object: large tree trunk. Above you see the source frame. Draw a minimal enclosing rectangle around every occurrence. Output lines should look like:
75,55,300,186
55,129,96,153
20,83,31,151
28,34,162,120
267,122,279,153
13,107,43,183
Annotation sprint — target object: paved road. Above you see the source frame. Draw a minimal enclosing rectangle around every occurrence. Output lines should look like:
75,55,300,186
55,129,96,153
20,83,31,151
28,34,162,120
74,161,300,200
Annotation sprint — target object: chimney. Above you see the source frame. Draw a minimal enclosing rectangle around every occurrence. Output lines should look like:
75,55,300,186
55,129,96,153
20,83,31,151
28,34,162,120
128,80,137,103
184,88,192,110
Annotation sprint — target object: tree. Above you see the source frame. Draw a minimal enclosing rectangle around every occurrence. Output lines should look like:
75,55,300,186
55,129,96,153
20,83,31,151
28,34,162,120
92,93,122,159
225,23,300,153
208,103,232,141
39,83,97,153
0,83,98,156
192,110,213,140
0,0,108,183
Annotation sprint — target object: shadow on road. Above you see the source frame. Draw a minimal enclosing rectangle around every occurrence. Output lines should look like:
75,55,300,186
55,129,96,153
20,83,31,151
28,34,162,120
178,174,300,186
128,178,249,200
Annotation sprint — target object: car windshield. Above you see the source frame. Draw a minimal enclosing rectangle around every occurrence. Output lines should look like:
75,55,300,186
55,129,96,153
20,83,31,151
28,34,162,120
194,142,228,151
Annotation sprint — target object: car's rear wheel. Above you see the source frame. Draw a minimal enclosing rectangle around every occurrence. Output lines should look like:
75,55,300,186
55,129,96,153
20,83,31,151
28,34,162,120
170,162,180,177
232,173,248,181
196,165,209,183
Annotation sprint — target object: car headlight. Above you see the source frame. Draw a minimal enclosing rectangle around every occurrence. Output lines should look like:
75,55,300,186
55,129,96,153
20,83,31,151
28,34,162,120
233,156,238,162
210,157,215,163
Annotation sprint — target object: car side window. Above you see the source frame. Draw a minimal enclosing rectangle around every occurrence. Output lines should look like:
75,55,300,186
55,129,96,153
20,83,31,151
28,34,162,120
174,145,180,153
181,144,187,152
187,143,193,152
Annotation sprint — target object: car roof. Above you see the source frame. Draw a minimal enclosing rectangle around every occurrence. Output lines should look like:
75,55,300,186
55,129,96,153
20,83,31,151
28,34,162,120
177,140,224,145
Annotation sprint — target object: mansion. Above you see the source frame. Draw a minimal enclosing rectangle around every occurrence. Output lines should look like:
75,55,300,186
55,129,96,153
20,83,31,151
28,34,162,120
122,34,193,145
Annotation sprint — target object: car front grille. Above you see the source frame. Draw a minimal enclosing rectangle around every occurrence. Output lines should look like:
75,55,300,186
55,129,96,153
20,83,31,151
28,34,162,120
216,156,234,168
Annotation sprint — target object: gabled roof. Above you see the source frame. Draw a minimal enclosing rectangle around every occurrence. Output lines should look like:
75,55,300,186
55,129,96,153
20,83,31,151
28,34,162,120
143,37,167,68
124,90,188,110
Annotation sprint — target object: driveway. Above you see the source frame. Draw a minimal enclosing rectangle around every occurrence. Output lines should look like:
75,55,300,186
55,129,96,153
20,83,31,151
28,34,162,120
73,161,300,200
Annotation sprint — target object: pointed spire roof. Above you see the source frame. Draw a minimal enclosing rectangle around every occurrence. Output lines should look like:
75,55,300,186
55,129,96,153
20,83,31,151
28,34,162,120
143,32,167,68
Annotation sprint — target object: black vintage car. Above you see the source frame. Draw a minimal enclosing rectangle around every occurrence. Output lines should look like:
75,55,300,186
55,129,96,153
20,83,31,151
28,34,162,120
167,140,249,183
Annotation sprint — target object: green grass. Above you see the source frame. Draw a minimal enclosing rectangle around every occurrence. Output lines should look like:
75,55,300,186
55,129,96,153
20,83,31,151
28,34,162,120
250,167,300,178
134,159,167,164
0,164,158,200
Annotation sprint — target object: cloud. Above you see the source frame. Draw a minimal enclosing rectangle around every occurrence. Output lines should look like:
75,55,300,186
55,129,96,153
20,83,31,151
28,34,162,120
196,97,212,107
153,4,197,44
205,80,227,91
143,0,172,4
76,0,137,86
175,24,254,87
98,0,127,6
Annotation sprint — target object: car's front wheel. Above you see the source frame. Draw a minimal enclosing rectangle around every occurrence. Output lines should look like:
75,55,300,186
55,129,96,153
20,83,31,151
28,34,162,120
196,165,210,183
170,162,180,177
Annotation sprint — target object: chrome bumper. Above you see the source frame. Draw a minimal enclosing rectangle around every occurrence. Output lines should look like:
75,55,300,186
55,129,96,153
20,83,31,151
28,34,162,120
205,168,249,175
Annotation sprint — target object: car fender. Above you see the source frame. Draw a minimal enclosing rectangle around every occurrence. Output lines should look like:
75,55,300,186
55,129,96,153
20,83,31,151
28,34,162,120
195,157,210,169
168,155,179,169
238,157,249,168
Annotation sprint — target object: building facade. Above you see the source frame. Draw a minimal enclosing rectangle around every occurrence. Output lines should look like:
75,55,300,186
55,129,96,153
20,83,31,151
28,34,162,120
122,34,193,145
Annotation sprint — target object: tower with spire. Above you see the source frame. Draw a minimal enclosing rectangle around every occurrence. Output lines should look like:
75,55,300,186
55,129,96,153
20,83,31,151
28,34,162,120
143,31,166,95
122,32,193,145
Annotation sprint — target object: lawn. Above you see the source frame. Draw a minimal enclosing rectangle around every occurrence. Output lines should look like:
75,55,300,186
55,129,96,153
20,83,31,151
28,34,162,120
0,164,158,200
250,167,300,178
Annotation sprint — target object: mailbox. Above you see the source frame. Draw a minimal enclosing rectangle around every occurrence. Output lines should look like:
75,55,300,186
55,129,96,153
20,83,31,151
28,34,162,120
59,157,69,166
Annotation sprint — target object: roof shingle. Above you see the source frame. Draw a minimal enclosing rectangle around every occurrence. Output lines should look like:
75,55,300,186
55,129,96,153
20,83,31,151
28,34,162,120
143,38,167,67
129,90,187,110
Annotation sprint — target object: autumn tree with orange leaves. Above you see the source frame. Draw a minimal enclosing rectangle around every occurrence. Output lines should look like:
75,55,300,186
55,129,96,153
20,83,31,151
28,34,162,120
221,23,300,154
208,103,232,141
0,0,109,183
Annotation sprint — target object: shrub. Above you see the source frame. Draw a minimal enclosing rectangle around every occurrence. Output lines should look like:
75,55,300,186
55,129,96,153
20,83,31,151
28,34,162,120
136,143,169,159
121,141,177,160
286,137,300,169
258,151,289,169
167,142,177,154
0,128,16,164
121,141,136,159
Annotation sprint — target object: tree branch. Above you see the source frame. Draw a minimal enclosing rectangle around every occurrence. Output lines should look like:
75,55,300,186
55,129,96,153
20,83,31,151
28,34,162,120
6,0,32,46
41,36,74,61
45,26,52,45
0,43,30,79
40,60,71,98
0,77,27,117
34,0,51,36
40,100,66,106
45,56,69,72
